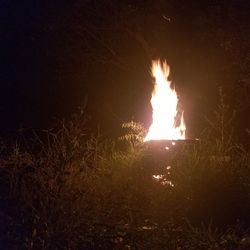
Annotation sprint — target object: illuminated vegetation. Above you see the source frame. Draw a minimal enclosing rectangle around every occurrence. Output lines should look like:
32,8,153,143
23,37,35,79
0,103,250,249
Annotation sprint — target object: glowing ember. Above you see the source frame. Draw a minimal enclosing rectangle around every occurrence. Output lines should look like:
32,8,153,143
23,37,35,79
144,60,186,141
152,175,174,187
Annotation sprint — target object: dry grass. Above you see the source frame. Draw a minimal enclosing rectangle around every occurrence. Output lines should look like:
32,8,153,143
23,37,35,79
0,105,250,249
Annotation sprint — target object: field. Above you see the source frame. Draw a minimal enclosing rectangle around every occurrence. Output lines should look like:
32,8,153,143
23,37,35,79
0,105,250,250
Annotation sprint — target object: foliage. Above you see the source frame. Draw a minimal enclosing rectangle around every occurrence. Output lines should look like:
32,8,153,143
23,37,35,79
0,107,250,249
203,87,237,155
119,120,146,151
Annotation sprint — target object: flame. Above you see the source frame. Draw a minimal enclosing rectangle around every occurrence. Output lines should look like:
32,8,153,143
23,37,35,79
144,60,186,141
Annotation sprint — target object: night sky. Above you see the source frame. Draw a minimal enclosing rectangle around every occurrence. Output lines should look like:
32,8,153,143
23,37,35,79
1,0,250,140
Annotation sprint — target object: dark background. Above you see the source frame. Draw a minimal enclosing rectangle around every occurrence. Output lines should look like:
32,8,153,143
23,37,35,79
0,0,250,141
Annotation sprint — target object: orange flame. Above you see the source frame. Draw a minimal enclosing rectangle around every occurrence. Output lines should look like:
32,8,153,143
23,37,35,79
144,60,186,141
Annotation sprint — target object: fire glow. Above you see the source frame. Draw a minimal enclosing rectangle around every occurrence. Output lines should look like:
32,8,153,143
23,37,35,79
144,60,186,141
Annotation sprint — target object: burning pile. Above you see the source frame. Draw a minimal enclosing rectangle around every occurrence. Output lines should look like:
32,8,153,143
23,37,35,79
144,60,186,142
143,60,187,186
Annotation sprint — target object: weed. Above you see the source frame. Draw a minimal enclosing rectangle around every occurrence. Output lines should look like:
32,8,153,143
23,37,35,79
0,104,249,249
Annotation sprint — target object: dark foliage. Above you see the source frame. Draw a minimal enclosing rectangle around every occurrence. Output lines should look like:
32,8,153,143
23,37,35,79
0,106,250,249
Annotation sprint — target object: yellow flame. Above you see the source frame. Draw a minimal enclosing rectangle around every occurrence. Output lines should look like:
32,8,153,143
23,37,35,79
144,60,186,141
